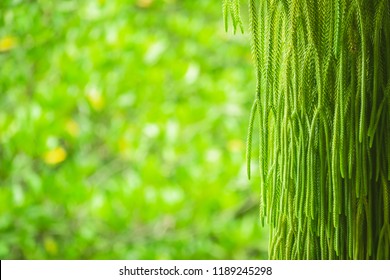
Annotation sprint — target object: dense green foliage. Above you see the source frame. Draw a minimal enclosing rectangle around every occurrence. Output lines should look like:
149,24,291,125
225,0,390,259
0,0,268,259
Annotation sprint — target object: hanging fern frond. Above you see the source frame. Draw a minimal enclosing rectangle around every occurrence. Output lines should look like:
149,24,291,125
223,0,390,260
246,98,259,180
223,0,244,33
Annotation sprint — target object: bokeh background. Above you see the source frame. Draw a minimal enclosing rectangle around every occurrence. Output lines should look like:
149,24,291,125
0,0,268,259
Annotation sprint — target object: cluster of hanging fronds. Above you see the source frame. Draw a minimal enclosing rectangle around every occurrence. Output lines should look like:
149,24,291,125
223,0,390,259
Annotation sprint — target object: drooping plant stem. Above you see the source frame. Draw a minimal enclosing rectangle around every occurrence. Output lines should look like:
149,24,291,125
223,0,390,259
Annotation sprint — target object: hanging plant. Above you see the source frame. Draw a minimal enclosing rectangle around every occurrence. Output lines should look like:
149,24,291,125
223,0,390,259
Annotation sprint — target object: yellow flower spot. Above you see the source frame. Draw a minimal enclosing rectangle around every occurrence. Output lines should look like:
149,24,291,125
44,237,58,255
118,137,132,159
43,147,67,165
65,119,80,137
136,0,154,8
0,36,17,52
118,137,128,153
227,139,244,152
86,87,105,111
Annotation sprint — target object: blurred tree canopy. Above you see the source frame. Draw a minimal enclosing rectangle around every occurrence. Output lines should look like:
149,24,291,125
0,0,268,259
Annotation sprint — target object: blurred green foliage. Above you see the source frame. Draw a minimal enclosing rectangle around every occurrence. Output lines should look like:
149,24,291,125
0,0,268,259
